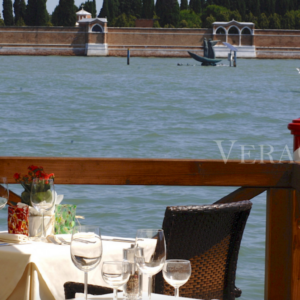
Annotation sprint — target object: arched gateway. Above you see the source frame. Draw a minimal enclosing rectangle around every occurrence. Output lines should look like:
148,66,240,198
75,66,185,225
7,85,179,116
213,20,256,58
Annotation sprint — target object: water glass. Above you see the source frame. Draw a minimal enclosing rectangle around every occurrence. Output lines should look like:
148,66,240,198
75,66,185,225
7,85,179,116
102,261,131,300
135,229,166,300
71,225,102,300
162,260,191,297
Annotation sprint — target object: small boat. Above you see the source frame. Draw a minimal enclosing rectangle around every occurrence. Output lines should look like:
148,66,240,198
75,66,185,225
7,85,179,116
188,51,222,66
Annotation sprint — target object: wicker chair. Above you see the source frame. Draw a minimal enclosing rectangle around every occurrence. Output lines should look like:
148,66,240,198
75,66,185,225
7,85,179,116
154,200,252,300
64,200,252,300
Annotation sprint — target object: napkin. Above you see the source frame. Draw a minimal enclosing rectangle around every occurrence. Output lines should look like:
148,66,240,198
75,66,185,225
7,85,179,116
55,233,95,243
0,232,29,243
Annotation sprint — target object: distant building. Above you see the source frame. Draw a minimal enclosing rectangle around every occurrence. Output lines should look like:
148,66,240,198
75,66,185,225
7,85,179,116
135,19,154,28
76,8,91,26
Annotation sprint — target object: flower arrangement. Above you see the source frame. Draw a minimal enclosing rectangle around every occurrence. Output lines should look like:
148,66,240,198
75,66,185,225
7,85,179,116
14,165,55,206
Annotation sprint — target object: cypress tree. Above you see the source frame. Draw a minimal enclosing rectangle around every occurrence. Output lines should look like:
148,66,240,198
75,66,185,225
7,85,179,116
158,0,180,27
14,0,21,23
190,0,201,14
98,0,109,18
180,0,187,10
92,0,96,17
155,0,163,19
3,0,14,25
119,0,141,17
108,0,119,20
26,0,36,25
36,0,47,25
142,0,154,18
54,0,76,26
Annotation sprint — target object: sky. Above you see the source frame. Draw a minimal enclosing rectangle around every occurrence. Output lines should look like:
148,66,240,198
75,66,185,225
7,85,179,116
46,0,104,15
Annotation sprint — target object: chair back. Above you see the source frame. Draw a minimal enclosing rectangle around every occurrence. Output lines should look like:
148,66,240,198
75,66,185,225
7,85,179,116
154,200,252,300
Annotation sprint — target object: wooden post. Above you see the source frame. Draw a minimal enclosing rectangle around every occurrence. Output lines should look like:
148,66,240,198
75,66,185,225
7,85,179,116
265,188,300,300
127,48,130,65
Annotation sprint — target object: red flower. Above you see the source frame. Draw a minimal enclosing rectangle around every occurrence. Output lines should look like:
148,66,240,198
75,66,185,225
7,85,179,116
13,173,20,180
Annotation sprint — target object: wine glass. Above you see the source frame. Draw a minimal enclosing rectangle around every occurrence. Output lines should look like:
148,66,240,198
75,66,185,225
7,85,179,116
0,177,9,210
30,178,56,241
71,225,102,300
101,261,130,300
162,260,191,297
135,229,166,300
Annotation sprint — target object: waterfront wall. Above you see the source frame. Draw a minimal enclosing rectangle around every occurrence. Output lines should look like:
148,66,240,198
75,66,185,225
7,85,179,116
1,26,300,58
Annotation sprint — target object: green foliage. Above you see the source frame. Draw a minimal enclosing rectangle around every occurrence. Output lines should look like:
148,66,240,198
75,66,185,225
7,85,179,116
3,0,14,25
245,12,259,28
295,10,300,29
0,18,5,25
269,13,281,28
230,9,241,21
142,0,154,18
282,10,295,29
81,0,96,17
98,0,109,18
180,0,187,11
15,16,25,25
190,0,202,14
179,9,202,28
259,12,269,28
112,12,136,26
14,0,26,24
119,0,141,18
25,0,48,26
157,0,180,27
204,14,215,28
51,0,76,26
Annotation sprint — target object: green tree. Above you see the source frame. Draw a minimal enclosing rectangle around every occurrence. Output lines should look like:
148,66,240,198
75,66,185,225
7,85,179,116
157,0,180,27
180,0,187,11
295,10,300,28
259,12,270,28
269,13,281,28
0,18,5,25
142,0,154,18
98,0,109,19
36,0,48,25
3,0,14,25
179,9,202,27
118,0,141,17
81,0,96,17
190,0,201,14
282,10,295,28
204,14,215,28
245,12,259,28
113,12,136,26
52,0,76,26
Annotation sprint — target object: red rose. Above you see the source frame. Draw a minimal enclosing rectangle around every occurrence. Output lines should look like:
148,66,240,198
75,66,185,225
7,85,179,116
14,173,20,180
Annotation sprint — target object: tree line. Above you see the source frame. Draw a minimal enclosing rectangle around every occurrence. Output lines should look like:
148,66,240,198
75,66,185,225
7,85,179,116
2,0,300,29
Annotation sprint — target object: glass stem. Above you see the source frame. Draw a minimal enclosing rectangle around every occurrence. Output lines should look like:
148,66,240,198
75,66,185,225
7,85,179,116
148,275,152,300
113,288,118,300
41,211,45,238
175,287,179,297
84,272,88,300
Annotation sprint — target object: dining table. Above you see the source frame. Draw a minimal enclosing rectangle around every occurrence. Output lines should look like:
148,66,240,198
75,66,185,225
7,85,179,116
0,232,139,300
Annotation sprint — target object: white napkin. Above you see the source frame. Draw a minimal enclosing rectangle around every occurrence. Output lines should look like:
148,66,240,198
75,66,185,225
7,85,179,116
0,232,29,243
56,233,95,243
17,194,64,216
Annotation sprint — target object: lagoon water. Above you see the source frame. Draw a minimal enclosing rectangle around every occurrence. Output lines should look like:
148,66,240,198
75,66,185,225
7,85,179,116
1,56,300,299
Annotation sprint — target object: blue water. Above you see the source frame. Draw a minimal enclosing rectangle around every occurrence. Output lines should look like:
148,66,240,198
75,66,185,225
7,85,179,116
1,56,300,299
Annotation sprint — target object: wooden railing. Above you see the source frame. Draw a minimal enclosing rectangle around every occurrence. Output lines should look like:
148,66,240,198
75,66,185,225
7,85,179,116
1,156,299,300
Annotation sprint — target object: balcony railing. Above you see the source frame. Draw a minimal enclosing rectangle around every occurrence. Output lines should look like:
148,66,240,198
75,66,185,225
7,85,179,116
1,156,299,300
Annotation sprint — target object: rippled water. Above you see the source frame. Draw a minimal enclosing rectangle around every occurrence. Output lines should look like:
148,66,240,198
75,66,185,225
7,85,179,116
1,56,299,299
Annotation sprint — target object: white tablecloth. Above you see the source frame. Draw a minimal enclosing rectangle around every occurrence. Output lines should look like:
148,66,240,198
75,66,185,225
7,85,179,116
0,235,137,300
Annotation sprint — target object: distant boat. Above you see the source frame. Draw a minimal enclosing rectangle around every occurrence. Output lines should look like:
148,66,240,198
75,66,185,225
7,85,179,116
188,51,222,66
